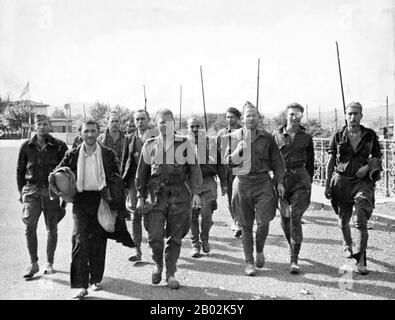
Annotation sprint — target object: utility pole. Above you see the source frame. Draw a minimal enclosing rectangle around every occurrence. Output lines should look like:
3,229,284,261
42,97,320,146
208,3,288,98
318,106,321,124
306,104,309,123
386,96,389,138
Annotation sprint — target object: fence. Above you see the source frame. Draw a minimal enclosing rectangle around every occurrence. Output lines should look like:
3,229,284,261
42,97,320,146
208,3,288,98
313,138,395,197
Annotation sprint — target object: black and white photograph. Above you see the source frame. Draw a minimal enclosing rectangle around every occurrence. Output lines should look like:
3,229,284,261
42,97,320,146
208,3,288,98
0,0,394,305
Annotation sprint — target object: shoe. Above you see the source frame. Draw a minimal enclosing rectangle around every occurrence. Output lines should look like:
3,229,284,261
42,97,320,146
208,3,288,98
166,275,180,290
357,264,369,275
344,247,353,259
191,246,200,258
151,265,162,285
244,264,256,276
234,228,242,238
128,251,142,263
202,241,210,254
290,262,300,274
356,251,369,275
23,262,39,279
255,252,265,268
91,283,103,291
43,263,54,275
72,288,88,300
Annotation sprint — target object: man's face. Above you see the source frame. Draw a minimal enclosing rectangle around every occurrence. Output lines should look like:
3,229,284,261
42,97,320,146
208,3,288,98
188,119,200,138
243,107,259,130
126,120,136,134
346,107,362,127
108,115,121,132
134,112,149,131
35,119,51,137
287,108,303,126
157,114,174,136
82,123,99,146
226,112,238,128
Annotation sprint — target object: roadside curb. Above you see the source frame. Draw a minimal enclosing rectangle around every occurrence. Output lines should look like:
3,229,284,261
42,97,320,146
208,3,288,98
310,200,395,225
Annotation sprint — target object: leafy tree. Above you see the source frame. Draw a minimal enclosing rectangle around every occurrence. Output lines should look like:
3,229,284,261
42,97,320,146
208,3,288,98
51,107,67,119
3,102,34,129
88,102,110,129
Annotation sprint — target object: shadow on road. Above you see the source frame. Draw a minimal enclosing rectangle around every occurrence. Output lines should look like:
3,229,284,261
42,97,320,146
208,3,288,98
48,272,291,300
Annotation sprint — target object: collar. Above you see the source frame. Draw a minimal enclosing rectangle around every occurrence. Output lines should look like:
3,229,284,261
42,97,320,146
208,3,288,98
83,143,98,157
28,134,55,147
340,124,369,141
105,128,124,139
279,124,306,135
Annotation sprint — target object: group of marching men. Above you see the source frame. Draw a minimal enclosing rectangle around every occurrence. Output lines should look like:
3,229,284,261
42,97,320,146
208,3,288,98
16,100,382,299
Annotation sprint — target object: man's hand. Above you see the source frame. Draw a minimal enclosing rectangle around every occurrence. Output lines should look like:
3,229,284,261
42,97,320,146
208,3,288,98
221,185,228,196
277,183,285,198
136,198,145,214
192,194,201,209
324,184,332,200
356,165,369,179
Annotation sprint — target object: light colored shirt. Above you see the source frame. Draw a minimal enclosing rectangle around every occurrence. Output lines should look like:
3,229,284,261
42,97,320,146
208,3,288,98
83,149,102,191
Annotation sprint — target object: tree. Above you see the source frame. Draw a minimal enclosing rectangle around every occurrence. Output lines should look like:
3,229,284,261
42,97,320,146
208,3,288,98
273,110,287,127
51,107,67,119
305,119,332,138
88,102,110,128
3,102,34,129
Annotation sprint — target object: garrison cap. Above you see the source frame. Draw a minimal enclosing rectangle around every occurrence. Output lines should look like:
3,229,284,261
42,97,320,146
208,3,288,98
34,114,50,122
346,101,363,111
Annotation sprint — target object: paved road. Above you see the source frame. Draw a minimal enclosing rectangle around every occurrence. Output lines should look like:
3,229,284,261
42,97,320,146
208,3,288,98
0,140,394,300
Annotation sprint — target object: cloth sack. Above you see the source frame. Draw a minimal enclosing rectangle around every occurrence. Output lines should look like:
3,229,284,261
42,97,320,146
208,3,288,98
98,198,117,233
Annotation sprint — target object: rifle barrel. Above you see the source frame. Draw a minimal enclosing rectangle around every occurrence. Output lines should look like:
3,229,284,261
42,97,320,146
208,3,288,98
143,85,147,110
200,66,208,132
256,58,260,111
336,41,347,125
179,85,182,130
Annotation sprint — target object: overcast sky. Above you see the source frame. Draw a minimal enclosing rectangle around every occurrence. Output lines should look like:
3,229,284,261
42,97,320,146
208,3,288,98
0,0,393,116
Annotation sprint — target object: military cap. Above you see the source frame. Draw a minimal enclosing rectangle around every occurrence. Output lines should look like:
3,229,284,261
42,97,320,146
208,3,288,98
34,114,50,122
346,101,363,111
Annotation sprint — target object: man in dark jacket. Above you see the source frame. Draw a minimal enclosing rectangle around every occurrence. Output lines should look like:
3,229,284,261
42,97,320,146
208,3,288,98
55,119,121,299
121,109,157,263
16,114,68,278
217,107,243,237
187,117,227,257
273,103,314,274
325,102,382,275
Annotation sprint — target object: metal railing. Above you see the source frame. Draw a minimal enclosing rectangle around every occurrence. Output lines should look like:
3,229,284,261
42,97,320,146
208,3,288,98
313,138,395,197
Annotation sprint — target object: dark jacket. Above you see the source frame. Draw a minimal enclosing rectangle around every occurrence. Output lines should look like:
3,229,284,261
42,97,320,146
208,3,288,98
56,142,119,181
56,142,134,247
98,129,126,163
328,125,382,179
273,125,315,179
121,130,158,186
17,134,68,193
